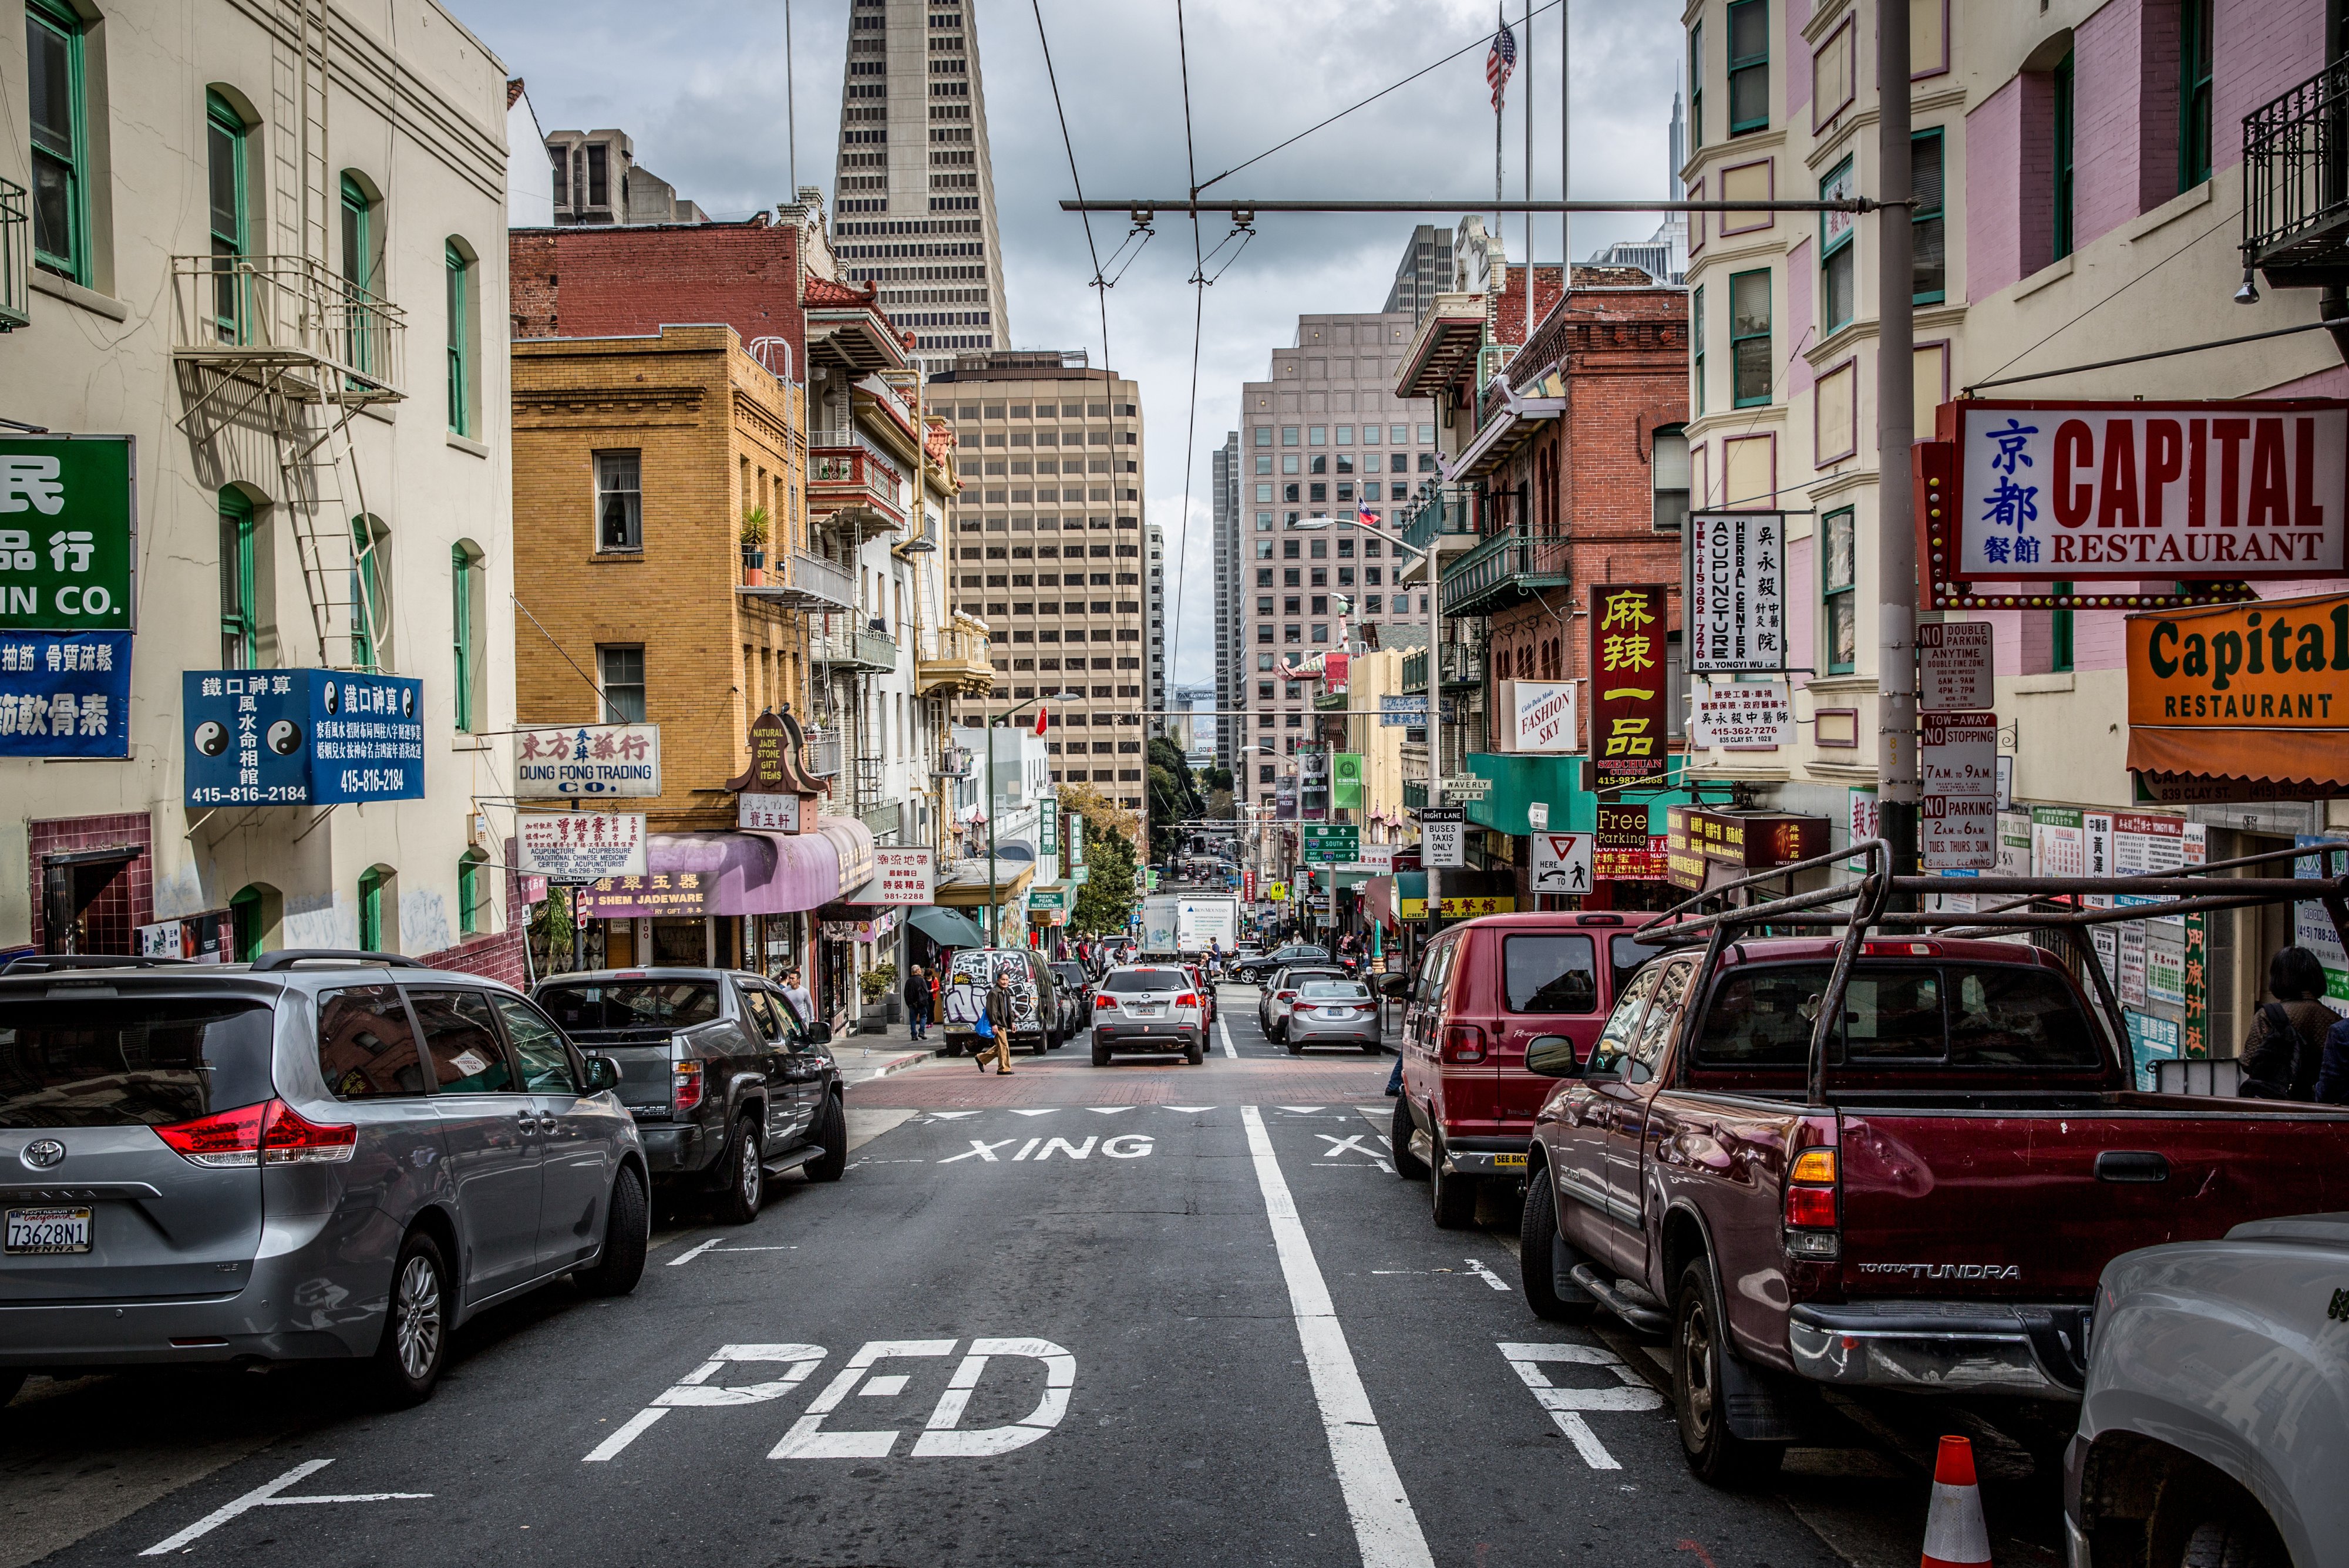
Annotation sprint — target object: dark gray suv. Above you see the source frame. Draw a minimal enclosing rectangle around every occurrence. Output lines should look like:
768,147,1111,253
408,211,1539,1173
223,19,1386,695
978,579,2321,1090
0,951,648,1408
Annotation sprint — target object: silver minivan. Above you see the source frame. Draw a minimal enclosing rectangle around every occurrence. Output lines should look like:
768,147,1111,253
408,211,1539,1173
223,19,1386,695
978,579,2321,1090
0,950,647,1407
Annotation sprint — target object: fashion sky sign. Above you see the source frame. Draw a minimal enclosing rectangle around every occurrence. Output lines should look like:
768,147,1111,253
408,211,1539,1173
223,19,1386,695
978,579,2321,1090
1950,400,2347,578
1686,513,1784,672
1500,679,1576,752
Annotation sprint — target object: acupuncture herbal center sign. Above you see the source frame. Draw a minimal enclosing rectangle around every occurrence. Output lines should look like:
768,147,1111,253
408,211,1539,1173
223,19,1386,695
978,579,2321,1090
0,436,136,631
1687,512,1785,672
1948,399,2346,581
1590,584,1668,789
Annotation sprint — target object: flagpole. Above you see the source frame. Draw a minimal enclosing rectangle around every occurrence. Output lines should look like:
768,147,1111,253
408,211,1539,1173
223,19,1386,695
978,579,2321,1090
1523,0,1532,269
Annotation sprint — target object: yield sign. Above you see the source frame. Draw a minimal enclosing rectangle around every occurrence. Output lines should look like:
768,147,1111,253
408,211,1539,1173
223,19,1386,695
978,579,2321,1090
1530,832,1593,895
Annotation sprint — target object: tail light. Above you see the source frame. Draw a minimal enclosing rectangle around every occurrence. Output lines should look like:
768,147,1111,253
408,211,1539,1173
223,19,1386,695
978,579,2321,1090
1175,993,1199,1007
1783,1147,1840,1258
1442,1024,1487,1064
674,1060,705,1114
156,1099,355,1167
1276,990,1298,1004
1095,993,1119,1010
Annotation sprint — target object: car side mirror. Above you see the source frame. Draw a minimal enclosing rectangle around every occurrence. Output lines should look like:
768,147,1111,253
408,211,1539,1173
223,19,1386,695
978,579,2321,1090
1380,973,1412,1000
799,1019,833,1047
583,1056,621,1092
1525,1035,1583,1078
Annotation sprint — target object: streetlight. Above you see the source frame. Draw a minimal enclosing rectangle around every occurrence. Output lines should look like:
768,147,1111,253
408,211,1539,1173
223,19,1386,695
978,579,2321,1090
1291,512,1443,943
982,689,1082,947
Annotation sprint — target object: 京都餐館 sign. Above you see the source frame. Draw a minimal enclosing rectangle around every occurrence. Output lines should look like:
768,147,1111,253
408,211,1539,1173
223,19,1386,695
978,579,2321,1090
1944,400,2345,582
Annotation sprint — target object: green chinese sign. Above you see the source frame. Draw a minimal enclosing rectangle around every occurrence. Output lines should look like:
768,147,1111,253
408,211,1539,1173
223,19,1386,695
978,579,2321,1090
1302,824,1361,864
0,437,136,631
1041,795,1059,857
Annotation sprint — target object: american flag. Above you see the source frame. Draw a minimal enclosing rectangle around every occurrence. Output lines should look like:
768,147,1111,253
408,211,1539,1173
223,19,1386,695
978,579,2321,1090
1486,14,1517,111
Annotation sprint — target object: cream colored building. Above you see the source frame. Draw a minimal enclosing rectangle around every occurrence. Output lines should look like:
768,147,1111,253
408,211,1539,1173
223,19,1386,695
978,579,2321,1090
0,0,517,969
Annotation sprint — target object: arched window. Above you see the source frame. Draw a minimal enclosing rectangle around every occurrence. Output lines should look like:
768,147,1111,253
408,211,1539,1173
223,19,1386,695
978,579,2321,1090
350,514,391,670
457,848,489,936
450,540,484,731
445,239,475,435
356,865,394,952
27,0,91,284
220,487,257,668
230,882,280,963
206,91,251,342
339,172,380,378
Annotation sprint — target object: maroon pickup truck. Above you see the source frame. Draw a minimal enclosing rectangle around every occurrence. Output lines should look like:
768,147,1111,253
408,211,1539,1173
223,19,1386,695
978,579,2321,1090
1517,932,2349,1486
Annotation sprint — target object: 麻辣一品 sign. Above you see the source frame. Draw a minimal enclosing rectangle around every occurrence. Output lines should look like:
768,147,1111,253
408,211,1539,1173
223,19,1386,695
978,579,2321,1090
1589,585,1669,788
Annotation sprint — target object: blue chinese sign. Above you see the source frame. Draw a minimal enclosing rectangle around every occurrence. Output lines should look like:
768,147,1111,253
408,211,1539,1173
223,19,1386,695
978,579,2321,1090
1954,401,2347,582
0,632,132,758
183,669,426,807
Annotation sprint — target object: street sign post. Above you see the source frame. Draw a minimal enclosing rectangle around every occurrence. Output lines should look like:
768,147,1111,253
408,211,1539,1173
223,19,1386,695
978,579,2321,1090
1301,823,1360,864
1419,807,1466,869
1529,832,1594,896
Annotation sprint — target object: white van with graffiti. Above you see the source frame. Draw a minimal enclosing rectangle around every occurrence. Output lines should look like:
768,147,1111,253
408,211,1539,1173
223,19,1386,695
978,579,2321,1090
941,947,1065,1057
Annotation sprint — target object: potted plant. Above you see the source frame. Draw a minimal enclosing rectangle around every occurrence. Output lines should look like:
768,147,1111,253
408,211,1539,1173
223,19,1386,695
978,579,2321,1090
741,504,771,586
859,961,901,1031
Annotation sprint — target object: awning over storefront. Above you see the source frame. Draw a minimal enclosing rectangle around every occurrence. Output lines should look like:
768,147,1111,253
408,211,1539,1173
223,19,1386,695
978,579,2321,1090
581,830,846,919
2125,592,2349,792
812,816,877,890
1462,752,1697,837
908,906,987,948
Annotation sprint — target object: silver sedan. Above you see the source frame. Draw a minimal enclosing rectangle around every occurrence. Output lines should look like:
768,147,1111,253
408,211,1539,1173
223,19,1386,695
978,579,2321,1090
1283,979,1384,1055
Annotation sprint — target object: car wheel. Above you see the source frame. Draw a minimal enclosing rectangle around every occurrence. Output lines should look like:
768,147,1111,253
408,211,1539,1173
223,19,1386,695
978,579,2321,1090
805,1092,849,1183
2176,1511,2288,1568
1092,1035,1110,1066
1361,1041,1381,1054
1027,1031,1047,1056
1286,1038,1303,1056
715,1114,763,1225
1186,1036,1204,1065
1391,1095,1428,1180
1672,1257,1786,1486
1429,1130,1477,1229
1519,1169,1596,1322
372,1229,451,1407
577,1165,649,1297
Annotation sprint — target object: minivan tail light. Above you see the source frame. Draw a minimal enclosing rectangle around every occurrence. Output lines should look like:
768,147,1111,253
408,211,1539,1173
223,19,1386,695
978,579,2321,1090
1442,1024,1487,1064
260,1101,356,1163
154,1099,355,1167
674,1061,705,1113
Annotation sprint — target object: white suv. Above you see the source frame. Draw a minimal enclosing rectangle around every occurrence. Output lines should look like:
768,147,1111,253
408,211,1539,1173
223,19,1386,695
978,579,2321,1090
1089,965,1206,1066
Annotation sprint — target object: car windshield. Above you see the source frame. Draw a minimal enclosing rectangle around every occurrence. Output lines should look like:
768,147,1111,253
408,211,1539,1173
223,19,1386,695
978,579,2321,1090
1691,962,2104,1071
1103,968,1189,993
536,981,721,1034
1280,970,1343,991
0,998,277,1128
1299,982,1369,1001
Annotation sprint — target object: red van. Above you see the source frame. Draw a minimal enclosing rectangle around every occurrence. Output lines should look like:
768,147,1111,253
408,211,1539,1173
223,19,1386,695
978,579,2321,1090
1392,912,1660,1227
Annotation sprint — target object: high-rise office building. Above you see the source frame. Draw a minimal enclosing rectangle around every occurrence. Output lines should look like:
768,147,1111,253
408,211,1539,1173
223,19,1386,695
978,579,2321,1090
1210,430,1242,778
830,0,1011,367
930,352,1149,818
1382,224,1451,322
1146,520,1167,731
1234,314,1440,814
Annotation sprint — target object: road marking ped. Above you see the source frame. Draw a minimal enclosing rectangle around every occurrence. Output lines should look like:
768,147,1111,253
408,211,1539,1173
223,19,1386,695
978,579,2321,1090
142,1461,431,1555
1462,1257,1510,1292
1240,1105,1435,1568
1219,1018,1238,1058
767,1338,1075,1459
1496,1341,1665,1469
585,1343,828,1461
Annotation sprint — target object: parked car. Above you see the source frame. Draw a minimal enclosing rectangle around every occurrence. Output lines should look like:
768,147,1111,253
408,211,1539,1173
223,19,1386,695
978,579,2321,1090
941,947,1061,1055
2065,1213,2348,1568
1284,978,1382,1055
1258,965,1347,1042
1048,961,1092,1037
0,950,648,1408
1091,964,1206,1065
1515,933,2349,1488
1235,943,1330,984
1392,913,1659,1227
1179,962,1219,1027
534,967,844,1225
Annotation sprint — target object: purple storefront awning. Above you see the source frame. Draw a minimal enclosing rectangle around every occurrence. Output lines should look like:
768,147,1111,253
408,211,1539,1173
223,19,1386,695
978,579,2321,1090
577,831,843,919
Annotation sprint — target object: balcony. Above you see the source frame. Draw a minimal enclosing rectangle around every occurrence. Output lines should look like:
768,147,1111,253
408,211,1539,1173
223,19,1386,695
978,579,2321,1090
811,623,899,671
807,426,907,539
170,253,405,403
738,547,855,611
801,727,844,779
1396,489,1476,585
1440,529,1573,620
1400,643,1481,693
2244,59,2349,289
916,614,994,695
0,177,26,331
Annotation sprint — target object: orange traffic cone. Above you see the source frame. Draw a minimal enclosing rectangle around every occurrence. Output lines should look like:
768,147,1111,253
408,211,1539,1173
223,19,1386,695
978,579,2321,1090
1921,1435,1992,1568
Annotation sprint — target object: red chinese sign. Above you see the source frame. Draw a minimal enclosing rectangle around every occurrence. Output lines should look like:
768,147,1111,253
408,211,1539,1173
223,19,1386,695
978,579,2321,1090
1589,585,1670,789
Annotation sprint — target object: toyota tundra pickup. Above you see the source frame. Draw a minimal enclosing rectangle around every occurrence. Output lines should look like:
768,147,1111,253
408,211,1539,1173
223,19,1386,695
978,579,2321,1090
1517,931,2349,1488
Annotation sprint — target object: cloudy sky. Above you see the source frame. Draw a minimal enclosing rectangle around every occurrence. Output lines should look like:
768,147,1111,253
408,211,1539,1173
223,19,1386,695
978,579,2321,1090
467,0,1684,696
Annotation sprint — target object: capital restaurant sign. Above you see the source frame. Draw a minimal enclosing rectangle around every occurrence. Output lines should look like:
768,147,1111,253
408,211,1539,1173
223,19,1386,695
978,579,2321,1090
2125,589,2349,792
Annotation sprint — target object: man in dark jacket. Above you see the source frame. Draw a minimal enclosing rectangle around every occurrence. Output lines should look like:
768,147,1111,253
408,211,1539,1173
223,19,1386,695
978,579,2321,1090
904,964,934,1042
975,973,1018,1076
2239,946,2334,1101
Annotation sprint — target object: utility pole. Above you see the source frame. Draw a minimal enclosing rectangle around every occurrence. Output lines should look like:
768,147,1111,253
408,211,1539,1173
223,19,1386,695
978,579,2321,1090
1876,0,1919,897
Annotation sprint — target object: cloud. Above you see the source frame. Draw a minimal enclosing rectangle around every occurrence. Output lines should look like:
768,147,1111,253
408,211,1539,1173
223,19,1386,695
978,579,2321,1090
466,0,1680,689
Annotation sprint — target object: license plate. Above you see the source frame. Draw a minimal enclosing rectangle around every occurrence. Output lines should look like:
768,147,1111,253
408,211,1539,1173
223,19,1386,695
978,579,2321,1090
1132,1005,1165,1017
1491,1153,1527,1169
5,1206,92,1254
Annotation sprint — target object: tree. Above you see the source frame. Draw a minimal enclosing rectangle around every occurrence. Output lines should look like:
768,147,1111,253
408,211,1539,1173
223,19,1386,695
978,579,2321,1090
1146,736,1202,862
1201,763,1233,794
1072,813,1140,937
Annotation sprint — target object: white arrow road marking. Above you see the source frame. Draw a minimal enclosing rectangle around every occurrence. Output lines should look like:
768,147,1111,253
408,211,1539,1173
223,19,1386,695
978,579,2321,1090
1462,1257,1510,1292
939,1138,1019,1164
1086,1105,1137,1114
142,1461,431,1554
1009,1108,1059,1117
1219,1018,1238,1058
929,1110,985,1121
1496,1341,1665,1470
1241,1106,1434,1568
1164,1105,1215,1113
585,1345,829,1461
1278,1105,1325,1115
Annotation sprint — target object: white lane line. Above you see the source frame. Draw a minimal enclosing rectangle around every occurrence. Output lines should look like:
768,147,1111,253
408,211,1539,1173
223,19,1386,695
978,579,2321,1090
667,1237,722,1267
1239,1105,1434,1568
1462,1257,1511,1293
1219,1018,1238,1058
140,1462,431,1555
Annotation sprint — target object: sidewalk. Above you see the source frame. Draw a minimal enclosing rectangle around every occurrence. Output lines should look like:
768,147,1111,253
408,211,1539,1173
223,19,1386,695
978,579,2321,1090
832,1015,944,1085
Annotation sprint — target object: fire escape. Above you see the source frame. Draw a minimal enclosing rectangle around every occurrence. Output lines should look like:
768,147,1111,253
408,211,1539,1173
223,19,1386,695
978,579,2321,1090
2243,52,2349,358
168,0,405,672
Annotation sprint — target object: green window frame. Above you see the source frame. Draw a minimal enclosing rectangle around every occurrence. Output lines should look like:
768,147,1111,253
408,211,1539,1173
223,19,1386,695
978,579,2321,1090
1691,283,1706,417
2179,0,2213,190
1688,21,1703,152
1727,0,1768,136
450,544,477,732
2051,53,2076,261
350,516,387,671
230,886,267,964
341,173,375,378
356,867,385,952
207,93,250,342
26,0,91,284
457,849,489,936
220,488,257,668
1820,157,1856,334
1822,507,1857,674
445,242,470,435
2051,581,2075,673
1912,129,1947,304
1729,268,1772,408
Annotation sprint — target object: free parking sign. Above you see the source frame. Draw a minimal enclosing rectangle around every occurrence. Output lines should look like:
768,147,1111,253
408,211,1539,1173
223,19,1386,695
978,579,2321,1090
1529,832,1593,896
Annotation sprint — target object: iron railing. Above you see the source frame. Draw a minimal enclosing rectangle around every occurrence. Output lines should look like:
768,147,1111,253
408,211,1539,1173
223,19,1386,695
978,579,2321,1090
1399,489,1475,556
811,625,898,669
170,253,406,401
1439,527,1574,619
0,177,28,332
800,727,844,778
740,548,856,611
2243,58,2349,283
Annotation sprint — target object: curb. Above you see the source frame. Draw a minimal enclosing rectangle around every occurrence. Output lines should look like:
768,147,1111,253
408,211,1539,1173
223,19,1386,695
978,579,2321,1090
841,1048,932,1085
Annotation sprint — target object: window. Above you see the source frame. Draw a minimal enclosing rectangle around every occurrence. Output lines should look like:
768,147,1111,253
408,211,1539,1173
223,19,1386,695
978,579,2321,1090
1820,159,1855,332
1652,426,1690,533
493,997,577,1092
349,517,389,671
1727,0,1768,135
413,990,516,1094
599,645,646,723
2179,0,2213,190
2052,52,2075,261
317,985,426,1099
1253,426,1273,446
206,93,249,342
451,543,483,732
1688,20,1702,150
2051,581,2075,672
0,998,274,1128
1504,934,1598,1013
457,849,491,936
1729,270,1772,407
356,867,388,953
1691,284,1705,416
445,243,472,435
1281,426,1299,446
596,452,642,550
1912,130,1946,304
219,489,257,669
1823,507,1856,674
340,174,376,377
26,0,89,283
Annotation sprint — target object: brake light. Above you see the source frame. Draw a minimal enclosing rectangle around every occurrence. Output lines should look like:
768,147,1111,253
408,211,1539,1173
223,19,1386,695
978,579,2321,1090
1095,993,1119,1009
674,1061,705,1113
1175,993,1199,1007
1783,1148,1839,1251
1276,990,1298,1002
260,1101,356,1164
154,1099,355,1167
1442,1024,1487,1064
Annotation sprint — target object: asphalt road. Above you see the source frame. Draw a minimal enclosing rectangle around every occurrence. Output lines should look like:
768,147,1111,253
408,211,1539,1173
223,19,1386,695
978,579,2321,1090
2,985,2057,1568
